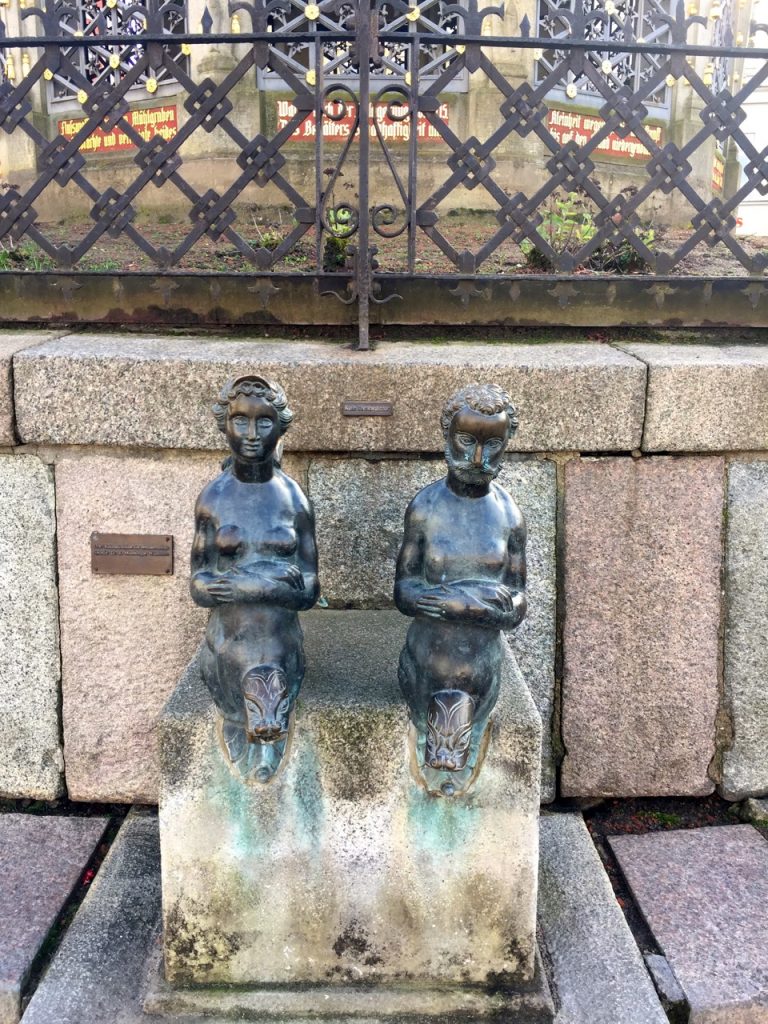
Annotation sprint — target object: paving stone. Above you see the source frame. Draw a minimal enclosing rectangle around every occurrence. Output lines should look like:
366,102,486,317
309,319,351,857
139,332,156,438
309,457,558,800
20,812,160,1024
56,451,306,804
538,814,667,1024
621,343,768,452
0,814,108,1024
0,456,63,799
0,333,63,446
13,335,646,452
609,825,768,1024
721,461,768,800
644,954,688,1022
561,456,724,797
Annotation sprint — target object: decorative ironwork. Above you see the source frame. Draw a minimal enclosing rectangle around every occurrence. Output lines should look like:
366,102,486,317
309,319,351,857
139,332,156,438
45,0,187,102
0,0,767,348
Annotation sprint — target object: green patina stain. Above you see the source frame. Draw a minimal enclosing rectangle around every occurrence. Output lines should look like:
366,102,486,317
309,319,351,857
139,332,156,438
406,787,476,855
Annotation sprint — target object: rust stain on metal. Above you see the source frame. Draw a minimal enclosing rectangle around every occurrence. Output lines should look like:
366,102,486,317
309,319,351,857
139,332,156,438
91,532,174,575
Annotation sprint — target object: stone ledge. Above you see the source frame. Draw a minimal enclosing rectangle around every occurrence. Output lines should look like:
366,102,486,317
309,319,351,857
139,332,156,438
620,343,768,452
0,332,66,446
13,335,646,453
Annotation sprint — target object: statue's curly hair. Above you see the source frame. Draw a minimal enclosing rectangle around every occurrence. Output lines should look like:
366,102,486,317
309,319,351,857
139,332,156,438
440,383,519,438
212,375,293,435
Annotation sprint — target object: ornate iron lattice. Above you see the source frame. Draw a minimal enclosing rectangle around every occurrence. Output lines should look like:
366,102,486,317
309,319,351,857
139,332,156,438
535,0,673,103
0,0,767,347
48,0,187,102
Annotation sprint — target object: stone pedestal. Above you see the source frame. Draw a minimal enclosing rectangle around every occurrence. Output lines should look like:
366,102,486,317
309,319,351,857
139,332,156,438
155,611,547,1019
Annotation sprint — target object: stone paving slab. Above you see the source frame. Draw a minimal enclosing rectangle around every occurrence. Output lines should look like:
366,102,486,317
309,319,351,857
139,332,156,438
13,335,647,453
20,813,159,1024
609,825,768,1023
0,814,108,1024
721,461,768,800
561,455,724,797
0,332,65,446
620,343,768,452
539,814,667,1024
0,456,63,800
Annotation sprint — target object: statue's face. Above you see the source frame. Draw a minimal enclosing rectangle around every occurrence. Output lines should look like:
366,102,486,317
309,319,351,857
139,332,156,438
226,394,280,462
446,406,509,485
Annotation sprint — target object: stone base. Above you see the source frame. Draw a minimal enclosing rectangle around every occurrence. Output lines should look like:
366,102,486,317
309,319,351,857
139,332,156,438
143,941,554,1022
158,612,543,990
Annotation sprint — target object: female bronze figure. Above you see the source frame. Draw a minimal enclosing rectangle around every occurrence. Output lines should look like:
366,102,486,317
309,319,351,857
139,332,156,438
394,383,526,795
191,375,319,783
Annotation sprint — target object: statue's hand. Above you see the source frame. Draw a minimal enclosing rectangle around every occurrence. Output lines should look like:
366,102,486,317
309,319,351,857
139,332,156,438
416,586,486,621
205,578,236,604
271,564,305,591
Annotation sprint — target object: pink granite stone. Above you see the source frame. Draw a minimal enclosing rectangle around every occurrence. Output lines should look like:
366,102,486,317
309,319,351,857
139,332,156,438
610,826,768,1023
0,814,108,1024
561,456,724,797
55,452,306,803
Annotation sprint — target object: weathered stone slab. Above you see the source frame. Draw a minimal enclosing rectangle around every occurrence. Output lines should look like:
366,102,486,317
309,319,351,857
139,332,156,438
721,461,768,800
538,814,667,1024
621,344,768,452
0,814,107,1024
14,335,646,452
309,456,558,801
561,456,724,797
0,332,63,446
20,812,160,1024
56,453,220,803
159,631,542,991
610,826,768,1023
0,456,63,800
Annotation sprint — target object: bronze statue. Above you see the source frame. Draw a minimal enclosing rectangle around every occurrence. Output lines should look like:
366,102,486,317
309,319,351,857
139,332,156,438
191,375,319,783
394,384,526,796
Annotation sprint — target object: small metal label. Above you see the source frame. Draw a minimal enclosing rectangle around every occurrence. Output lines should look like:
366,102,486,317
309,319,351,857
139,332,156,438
341,400,394,417
91,533,174,576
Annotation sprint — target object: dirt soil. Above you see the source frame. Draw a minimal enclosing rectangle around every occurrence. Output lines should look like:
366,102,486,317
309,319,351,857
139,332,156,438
3,210,766,277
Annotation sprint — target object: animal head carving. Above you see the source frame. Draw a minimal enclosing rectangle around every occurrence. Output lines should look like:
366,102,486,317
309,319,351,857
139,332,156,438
425,689,475,771
242,667,290,743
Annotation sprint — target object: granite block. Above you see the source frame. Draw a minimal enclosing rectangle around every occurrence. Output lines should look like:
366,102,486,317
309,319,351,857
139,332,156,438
0,333,63,446
159,627,542,989
538,814,667,1024
610,826,768,1023
55,452,226,802
561,456,724,797
0,814,107,1024
14,335,646,452
0,456,63,799
19,813,160,1024
309,457,558,800
621,343,768,452
722,461,768,800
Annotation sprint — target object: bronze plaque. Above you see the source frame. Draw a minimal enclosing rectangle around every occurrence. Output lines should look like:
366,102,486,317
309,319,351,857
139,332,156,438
341,400,394,417
91,533,174,576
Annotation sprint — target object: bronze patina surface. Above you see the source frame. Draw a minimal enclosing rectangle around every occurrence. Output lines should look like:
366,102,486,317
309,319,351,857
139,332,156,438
90,533,173,576
394,383,527,796
190,375,319,783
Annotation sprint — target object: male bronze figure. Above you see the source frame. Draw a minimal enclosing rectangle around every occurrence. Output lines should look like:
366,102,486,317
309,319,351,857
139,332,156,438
190,375,319,783
394,383,526,796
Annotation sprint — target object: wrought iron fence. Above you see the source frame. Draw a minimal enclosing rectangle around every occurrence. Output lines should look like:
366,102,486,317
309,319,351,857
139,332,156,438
0,0,767,346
